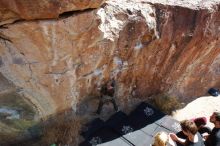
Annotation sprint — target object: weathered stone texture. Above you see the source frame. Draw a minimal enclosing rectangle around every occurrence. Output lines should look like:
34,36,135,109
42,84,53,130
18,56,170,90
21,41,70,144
0,0,220,117
0,0,105,25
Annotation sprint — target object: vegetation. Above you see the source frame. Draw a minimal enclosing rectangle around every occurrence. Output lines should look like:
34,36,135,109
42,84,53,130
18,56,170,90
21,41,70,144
0,92,36,119
0,92,37,145
0,91,83,146
0,122,20,145
149,93,182,115
40,113,84,146
0,132,20,145
0,111,84,146
4,119,37,131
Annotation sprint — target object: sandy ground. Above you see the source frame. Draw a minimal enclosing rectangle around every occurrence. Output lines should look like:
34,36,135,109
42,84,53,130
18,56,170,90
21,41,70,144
172,95,220,129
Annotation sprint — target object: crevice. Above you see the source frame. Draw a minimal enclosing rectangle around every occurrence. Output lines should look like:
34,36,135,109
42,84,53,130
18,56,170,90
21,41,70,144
155,8,161,38
25,61,39,65
58,8,96,19
82,71,94,77
154,5,167,38
189,11,198,35
27,63,33,82
45,69,69,75
0,33,12,43
0,56,3,67
0,8,98,27
0,25,9,29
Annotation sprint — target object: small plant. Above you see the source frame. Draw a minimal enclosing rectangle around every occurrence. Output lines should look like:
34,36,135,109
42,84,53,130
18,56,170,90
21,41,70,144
0,133,18,145
40,113,84,146
5,119,37,131
150,94,181,115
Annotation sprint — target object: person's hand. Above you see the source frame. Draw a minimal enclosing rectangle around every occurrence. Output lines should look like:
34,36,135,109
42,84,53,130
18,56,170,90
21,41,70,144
202,133,209,140
169,133,178,141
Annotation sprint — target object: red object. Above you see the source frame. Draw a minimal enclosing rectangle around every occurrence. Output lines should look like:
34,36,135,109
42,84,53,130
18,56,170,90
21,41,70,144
192,117,207,127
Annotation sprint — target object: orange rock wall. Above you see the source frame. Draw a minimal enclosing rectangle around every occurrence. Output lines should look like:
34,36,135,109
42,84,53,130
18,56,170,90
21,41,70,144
0,0,220,117
0,0,105,25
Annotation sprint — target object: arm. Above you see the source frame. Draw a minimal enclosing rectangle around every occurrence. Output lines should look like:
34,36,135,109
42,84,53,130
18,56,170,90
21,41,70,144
170,133,186,145
202,132,209,141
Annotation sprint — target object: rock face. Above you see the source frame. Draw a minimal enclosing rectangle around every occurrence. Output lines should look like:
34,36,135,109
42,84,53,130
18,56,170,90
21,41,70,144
0,0,105,25
0,0,220,118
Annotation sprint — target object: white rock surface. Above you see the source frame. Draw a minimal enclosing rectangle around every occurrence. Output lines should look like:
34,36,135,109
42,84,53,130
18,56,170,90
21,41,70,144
173,95,220,128
143,0,220,10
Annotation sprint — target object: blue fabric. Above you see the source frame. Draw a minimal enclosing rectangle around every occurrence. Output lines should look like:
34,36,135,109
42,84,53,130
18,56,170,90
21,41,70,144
105,111,128,128
80,102,181,146
128,102,165,129
81,118,105,139
80,127,120,146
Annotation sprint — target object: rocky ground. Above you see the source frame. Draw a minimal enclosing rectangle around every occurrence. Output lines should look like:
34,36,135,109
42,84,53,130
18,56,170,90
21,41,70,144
172,95,220,129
